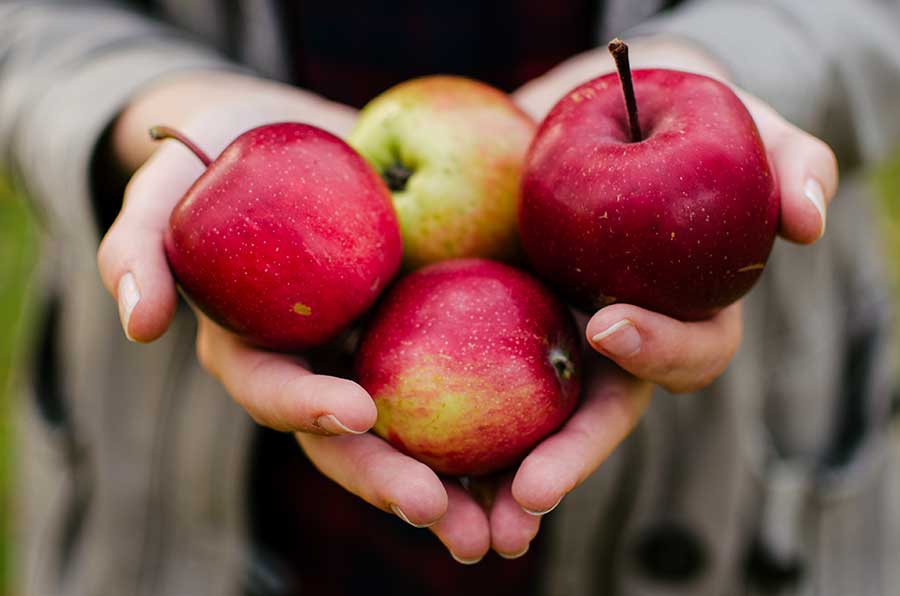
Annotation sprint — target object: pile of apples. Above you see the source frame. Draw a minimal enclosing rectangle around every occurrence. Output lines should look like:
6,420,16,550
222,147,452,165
157,41,778,477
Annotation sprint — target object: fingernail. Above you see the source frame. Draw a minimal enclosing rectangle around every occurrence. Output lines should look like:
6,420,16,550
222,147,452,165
497,544,530,560
522,496,562,517
590,320,641,358
316,414,366,435
450,552,483,565
117,272,140,342
804,178,827,239
390,503,436,529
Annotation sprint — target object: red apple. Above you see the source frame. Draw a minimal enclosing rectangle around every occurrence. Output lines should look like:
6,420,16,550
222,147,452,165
155,123,402,351
519,40,779,320
355,259,581,476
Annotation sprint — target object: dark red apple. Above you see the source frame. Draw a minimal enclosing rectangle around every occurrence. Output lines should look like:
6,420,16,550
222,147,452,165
355,259,581,476
154,123,402,351
519,40,779,320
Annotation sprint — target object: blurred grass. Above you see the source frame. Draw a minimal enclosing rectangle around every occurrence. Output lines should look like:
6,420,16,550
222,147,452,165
873,153,900,290
0,176,38,595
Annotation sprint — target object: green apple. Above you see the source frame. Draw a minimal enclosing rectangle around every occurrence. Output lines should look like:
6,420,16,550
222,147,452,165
348,76,536,269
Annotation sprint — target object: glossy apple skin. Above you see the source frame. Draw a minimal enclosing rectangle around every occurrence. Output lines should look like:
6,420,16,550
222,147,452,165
355,259,582,476
520,70,780,320
349,76,536,270
165,123,402,351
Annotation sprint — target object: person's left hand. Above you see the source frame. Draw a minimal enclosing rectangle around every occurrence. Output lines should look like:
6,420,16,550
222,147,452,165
486,303,746,557
482,37,839,559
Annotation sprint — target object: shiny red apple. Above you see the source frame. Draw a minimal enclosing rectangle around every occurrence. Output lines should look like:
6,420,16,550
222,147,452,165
355,259,582,476
155,122,402,351
519,40,779,320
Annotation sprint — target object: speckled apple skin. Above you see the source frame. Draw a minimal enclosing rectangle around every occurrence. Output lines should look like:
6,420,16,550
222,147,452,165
355,259,582,476
520,70,780,320
349,76,536,270
165,123,402,351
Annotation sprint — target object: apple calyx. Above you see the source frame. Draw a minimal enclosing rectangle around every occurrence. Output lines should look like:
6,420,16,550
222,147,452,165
383,162,413,192
149,125,213,167
549,347,575,382
607,38,643,142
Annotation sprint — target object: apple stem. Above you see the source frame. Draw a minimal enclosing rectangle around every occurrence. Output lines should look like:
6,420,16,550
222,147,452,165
149,125,213,167
549,348,575,382
383,163,413,192
607,38,643,143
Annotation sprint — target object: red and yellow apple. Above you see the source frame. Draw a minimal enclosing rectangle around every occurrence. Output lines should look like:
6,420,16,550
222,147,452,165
349,76,536,270
355,259,582,476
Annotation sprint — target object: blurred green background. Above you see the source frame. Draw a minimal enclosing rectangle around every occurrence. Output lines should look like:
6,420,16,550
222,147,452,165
0,176,38,594
0,159,898,594
874,156,900,295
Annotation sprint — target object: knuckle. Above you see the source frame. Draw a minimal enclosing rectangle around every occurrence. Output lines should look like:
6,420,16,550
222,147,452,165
96,231,121,277
651,352,681,387
813,138,838,171
195,328,216,373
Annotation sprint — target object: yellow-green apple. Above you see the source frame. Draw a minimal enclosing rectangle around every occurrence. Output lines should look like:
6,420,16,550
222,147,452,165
348,76,536,270
519,40,780,320
354,259,582,476
154,122,402,351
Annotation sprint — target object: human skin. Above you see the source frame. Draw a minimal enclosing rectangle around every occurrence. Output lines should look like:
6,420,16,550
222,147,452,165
97,37,837,563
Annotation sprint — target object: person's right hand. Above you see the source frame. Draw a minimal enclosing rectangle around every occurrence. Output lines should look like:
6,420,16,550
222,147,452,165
96,72,490,562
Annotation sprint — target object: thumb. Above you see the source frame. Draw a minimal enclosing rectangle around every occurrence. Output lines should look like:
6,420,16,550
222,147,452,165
741,94,838,245
769,121,838,244
97,139,207,341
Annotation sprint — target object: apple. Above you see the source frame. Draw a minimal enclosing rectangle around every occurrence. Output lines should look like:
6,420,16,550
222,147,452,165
355,259,581,476
153,123,402,351
348,76,536,270
519,40,780,320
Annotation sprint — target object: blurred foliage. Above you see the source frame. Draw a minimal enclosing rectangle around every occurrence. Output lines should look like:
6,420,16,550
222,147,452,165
871,152,900,377
873,153,900,287
0,177,39,595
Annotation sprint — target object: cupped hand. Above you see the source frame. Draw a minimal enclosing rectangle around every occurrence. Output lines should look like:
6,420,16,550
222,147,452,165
487,355,652,558
97,73,376,432
96,71,492,561
485,37,841,558
512,37,837,391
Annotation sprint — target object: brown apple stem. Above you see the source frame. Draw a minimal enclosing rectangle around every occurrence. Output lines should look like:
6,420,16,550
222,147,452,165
607,38,643,142
149,125,213,167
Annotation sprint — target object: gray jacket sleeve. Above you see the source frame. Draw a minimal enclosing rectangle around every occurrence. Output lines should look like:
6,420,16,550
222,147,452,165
0,2,235,236
630,0,900,165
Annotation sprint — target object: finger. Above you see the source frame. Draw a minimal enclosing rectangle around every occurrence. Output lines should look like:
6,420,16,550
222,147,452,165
743,95,838,244
197,316,377,434
297,432,448,528
512,364,652,515
769,125,838,243
489,473,541,559
431,480,492,564
585,302,742,393
97,142,207,342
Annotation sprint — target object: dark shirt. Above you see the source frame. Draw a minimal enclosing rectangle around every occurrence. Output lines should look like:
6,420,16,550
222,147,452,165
250,2,597,594
281,0,598,107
